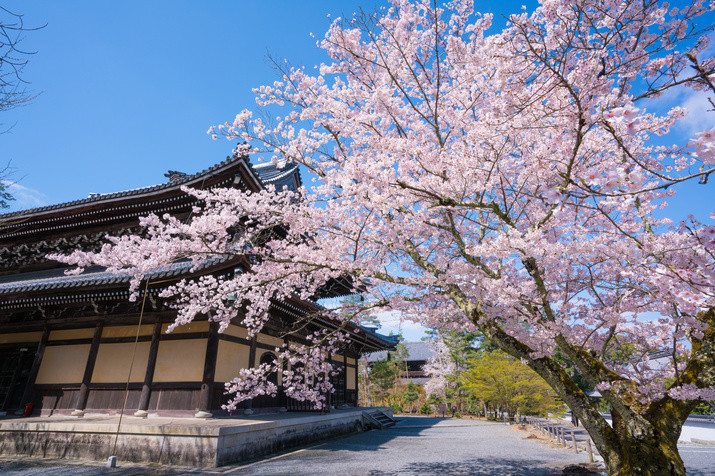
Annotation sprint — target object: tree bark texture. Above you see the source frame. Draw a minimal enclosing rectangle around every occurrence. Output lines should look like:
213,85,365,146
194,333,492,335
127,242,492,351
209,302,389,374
469,308,715,475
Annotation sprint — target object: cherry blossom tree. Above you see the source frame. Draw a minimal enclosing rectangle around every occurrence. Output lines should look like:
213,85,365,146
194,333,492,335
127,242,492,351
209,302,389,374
56,0,715,473
423,338,456,399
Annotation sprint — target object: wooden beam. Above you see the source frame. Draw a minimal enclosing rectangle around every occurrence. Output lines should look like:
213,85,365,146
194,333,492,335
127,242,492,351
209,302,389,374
0,311,175,333
73,321,104,415
136,321,162,415
280,337,289,409
325,352,332,413
196,321,219,417
244,334,258,413
354,359,359,407
248,334,257,368
343,353,348,405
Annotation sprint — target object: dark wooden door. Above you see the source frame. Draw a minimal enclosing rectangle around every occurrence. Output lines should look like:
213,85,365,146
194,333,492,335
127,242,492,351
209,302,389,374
331,363,346,406
252,352,280,408
0,347,34,411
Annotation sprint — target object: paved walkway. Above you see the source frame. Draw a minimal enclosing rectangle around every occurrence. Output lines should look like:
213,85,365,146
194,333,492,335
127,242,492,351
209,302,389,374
525,416,715,476
0,417,596,475
226,417,596,475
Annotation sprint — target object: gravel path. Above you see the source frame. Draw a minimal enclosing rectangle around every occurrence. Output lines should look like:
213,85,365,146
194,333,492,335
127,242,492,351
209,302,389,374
0,417,598,475
3,416,712,474
228,416,594,475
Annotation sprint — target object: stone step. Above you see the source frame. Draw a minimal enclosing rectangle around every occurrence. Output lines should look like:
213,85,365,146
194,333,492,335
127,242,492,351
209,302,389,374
367,410,396,429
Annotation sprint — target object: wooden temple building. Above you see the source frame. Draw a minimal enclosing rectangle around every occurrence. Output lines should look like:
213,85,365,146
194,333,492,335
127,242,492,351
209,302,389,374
0,154,394,418
366,341,435,385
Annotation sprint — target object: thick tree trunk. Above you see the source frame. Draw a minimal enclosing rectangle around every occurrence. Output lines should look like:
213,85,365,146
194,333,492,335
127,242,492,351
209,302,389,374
477,319,691,476
439,272,714,476
441,282,711,476
588,408,685,475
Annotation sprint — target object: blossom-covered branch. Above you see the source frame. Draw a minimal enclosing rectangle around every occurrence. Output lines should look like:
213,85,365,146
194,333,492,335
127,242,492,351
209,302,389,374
55,1,715,473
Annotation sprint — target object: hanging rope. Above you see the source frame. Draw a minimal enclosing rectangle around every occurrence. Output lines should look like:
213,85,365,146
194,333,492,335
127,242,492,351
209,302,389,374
111,278,150,457
107,169,225,458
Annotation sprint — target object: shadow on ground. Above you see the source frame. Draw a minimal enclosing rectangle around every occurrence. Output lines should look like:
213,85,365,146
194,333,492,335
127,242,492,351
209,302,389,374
319,416,514,451
369,457,568,475
0,459,193,475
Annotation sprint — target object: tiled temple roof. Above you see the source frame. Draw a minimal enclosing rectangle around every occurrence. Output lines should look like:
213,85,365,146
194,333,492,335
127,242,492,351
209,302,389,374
0,157,300,223
366,340,433,361
0,154,256,221
0,157,303,293
250,160,301,191
0,262,395,350
0,156,303,243
0,259,227,294
0,154,395,350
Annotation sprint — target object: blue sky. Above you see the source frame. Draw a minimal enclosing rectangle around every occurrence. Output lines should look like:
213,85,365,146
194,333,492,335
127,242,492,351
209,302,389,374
1,0,555,211
0,1,368,207
1,1,712,340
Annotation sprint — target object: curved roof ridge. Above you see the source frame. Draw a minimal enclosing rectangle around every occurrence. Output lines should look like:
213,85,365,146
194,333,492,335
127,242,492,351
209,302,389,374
0,256,231,295
263,164,300,183
0,154,248,220
247,160,301,191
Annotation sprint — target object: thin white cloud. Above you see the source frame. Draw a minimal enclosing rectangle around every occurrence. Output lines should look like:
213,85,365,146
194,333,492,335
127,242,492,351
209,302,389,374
646,33,715,137
2,181,48,210
677,89,715,136
646,78,715,139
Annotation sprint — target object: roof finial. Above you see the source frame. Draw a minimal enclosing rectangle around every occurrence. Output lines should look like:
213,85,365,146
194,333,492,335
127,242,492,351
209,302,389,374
164,170,187,182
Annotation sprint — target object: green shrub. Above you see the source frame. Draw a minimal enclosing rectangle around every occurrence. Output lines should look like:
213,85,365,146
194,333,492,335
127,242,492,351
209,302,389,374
392,403,403,414
420,402,432,415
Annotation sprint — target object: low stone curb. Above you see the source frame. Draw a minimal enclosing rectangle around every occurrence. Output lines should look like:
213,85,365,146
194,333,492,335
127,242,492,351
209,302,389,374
0,408,386,467
690,438,715,446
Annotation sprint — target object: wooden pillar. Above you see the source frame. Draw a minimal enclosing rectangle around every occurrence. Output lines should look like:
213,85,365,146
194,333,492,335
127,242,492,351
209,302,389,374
248,334,257,367
244,334,258,414
325,352,332,413
17,327,50,414
354,354,359,407
279,337,289,410
73,322,104,416
134,321,162,417
343,353,348,406
196,321,219,418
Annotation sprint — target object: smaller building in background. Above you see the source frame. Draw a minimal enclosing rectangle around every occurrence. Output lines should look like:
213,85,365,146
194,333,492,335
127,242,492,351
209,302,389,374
366,341,435,385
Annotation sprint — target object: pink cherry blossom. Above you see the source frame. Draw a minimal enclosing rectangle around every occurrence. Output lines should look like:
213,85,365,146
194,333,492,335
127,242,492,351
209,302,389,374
54,1,715,472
